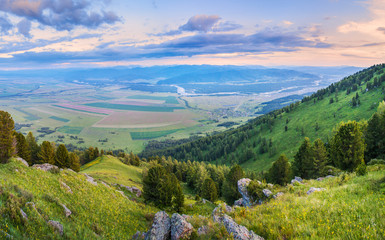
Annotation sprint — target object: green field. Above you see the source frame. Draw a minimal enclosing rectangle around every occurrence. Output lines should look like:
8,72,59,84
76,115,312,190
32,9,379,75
84,102,184,112
52,105,109,115
127,95,179,104
14,108,41,121
130,129,180,140
57,126,83,134
49,116,70,122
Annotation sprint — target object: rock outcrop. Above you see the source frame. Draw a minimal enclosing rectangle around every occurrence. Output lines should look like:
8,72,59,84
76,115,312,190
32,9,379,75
33,163,59,173
20,208,28,221
307,187,325,195
61,204,72,217
171,213,193,240
262,189,273,198
273,192,284,199
120,184,142,197
60,181,73,194
197,226,209,235
83,173,97,186
234,198,243,206
15,157,29,167
237,178,252,207
146,211,171,240
291,176,303,184
48,220,63,235
212,203,233,223
221,214,264,240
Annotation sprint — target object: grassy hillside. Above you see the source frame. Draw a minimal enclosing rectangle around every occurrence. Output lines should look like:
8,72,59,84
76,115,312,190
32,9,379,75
0,158,157,239
81,155,144,188
140,64,385,172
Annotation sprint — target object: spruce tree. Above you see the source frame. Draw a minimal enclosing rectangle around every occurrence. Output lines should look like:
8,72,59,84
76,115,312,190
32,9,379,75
293,137,314,179
222,164,244,204
26,132,39,165
0,111,15,163
365,101,385,161
68,152,80,172
38,141,55,164
55,144,69,168
312,138,328,177
201,178,218,202
14,132,31,163
268,154,290,185
143,166,167,206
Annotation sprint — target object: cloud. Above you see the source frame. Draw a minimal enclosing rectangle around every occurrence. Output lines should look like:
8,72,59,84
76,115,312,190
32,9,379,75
0,0,120,31
17,19,31,38
0,15,12,34
377,27,385,34
156,14,241,36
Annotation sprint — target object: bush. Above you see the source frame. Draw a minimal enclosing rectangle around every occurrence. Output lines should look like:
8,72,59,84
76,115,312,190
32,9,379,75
247,181,270,202
367,159,385,165
356,160,367,176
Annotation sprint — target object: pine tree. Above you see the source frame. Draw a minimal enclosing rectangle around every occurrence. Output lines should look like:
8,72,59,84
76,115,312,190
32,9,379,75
201,178,218,202
268,154,290,185
312,138,328,177
26,132,39,165
55,144,69,168
14,132,31,163
222,164,244,204
0,111,15,163
293,137,314,179
68,152,80,172
330,121,365,172
38,141,55,164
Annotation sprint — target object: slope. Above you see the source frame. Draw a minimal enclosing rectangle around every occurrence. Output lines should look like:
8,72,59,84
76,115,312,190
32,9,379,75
140,64,385,171
81,155,144,188
0,158,157,239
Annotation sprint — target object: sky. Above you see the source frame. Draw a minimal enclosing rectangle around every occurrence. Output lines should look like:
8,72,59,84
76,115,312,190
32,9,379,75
0,0,384,69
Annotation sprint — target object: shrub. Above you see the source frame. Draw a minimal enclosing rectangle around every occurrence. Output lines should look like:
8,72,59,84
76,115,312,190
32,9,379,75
356,160,367,176
247,181,269,202
367,159,385,165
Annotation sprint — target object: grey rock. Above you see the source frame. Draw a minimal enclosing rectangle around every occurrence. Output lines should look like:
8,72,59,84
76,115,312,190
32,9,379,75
60,181,73,194
33,163,59,173
48,220,63,235
181,214,192,220
117,190,129,199
307,187,325,195
267,183,274,188
171,213,193,240
291,176,303,184
273,192,284,199
212,203,233,223
15,157,29,167
262,189,273,198
83,173,97,186
132,230,146,239
234,198,243,206
295,176,303,182
146,211,171,240
237,178,252,207
132,186,142,197
197,225,209,235
61,204,72,217
101,181,110,188
221,214,264,240
20,208,28,221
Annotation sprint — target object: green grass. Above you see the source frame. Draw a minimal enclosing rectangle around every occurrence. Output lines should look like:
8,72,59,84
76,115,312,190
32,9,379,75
81,155,143,188
84,102,184,112
0,158,158,239
127,95,179,104
49,116,70,123
229,165,385,239
130,129,180,140
57,126,83,134
14,107,41,121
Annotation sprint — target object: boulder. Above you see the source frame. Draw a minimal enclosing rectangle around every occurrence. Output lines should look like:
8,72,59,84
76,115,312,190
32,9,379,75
48,220,63,235
267,183,274,188
197,225,209,235
15,157,29,167
307,187,325,195
262,189,273,198
171,213,193,240
212,203,233,223
33,164,59,173
60,181,73,194
20,208,28,221
83,173,97,186
146,211,171,240
234,198,243,206
132,230,147,239
117,190,129,199
132,187,142,197
237,178,252,207
61,204,72,217
221,214,264,240
273,192,284,199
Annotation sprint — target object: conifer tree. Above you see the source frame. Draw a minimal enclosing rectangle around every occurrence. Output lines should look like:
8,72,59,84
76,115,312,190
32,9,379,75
312,138,328,177
222,164,244,204
330,121,365,172
38,141,55,164
68,152,80,172
293,137,314,179
26,132,39,165
365,101,385,161
268,154,290,185
55,144,69,168
201,178,218,202
0,111,15,163
14,132,31,163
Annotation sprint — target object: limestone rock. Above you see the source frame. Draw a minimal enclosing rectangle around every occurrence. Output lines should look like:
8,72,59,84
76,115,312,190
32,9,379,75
197,225,209,235
234,198,243,206
48,220,63,235
146,211,171,240
60,181,73,194
273,192,284,199
262,189,273,198
307,187,325,195
132,186,142,197
15,157,29,167
237,178,252,207
117,190,129,199
83,173,97,186
221,214,264,240
132,230,147,239
212,203,233,223
20,208,28,221
33,163,59,173
291,176,303,184
171,213,193,240
61,204,72,217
